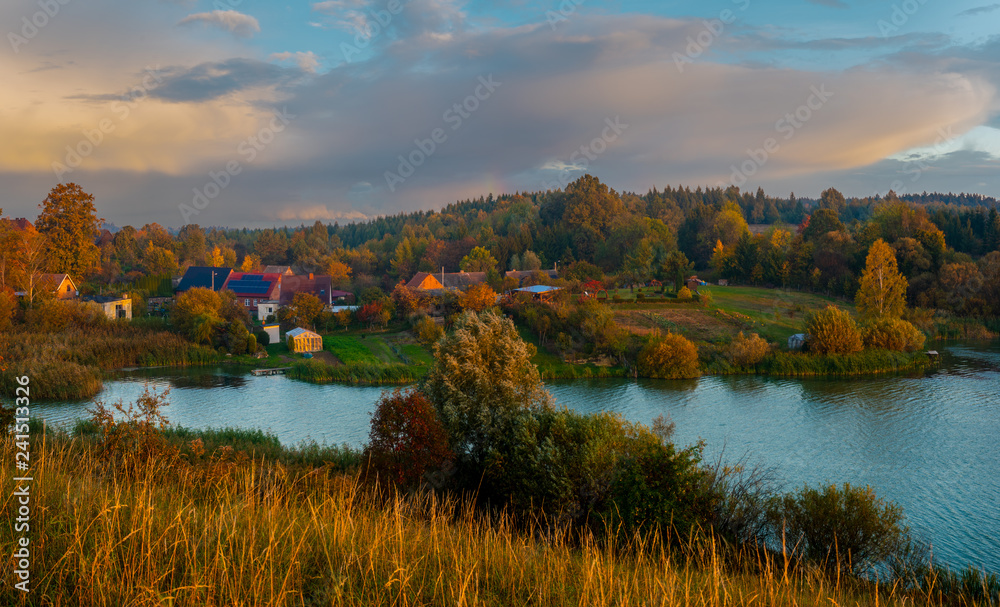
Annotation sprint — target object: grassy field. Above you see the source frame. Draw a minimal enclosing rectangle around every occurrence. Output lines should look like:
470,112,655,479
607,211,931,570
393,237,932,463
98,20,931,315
609,286,855,345
3,425,984,606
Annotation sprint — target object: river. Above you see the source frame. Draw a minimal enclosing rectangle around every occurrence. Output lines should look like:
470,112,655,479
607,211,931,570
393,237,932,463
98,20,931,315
29,341,1000,573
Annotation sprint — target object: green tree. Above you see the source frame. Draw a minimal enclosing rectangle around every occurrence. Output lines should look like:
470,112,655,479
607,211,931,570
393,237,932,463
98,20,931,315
806,305,862,354
459,246,498,272
171,288,223,343
660,250,691,294
818,187,846,214
423,311,552,463
856,239,908,320
35,183,101,277
562,174,624,235
770,483,910,577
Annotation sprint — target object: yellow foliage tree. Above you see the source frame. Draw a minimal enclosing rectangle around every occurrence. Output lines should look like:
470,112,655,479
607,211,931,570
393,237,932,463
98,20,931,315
728,332,770,367
458,283,498,312
856,239,908,320
325,259,353,289
806,305,862,355
240,254,261,273
637,332,700,379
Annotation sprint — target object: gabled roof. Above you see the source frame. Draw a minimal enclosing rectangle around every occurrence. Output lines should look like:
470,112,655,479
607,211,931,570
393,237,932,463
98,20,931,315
406,272,444,290
0,218,33,231
263,265,294,275
176,266,232,292
279,274,334,305
38,273,77,291
286,327,320,339
223,272,281,298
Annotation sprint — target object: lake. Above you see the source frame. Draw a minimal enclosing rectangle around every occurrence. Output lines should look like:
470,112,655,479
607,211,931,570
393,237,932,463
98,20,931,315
30,341,1000,574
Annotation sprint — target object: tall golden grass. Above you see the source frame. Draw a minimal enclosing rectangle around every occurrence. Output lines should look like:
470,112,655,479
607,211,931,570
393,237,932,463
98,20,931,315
1,426,987,607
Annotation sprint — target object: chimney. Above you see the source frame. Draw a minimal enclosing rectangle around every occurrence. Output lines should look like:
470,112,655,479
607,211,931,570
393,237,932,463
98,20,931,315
309,272,314,280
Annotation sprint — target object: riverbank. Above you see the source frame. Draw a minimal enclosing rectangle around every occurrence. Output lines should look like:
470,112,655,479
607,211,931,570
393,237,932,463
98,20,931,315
5,419,995,606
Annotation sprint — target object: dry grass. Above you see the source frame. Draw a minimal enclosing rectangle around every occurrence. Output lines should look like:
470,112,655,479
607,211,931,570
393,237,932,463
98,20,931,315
3,426,983,607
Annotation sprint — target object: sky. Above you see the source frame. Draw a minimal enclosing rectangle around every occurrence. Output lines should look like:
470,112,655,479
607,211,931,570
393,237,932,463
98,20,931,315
2,0,1000,229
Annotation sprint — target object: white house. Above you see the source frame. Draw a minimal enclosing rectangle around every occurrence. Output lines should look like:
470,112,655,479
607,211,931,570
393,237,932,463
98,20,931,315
257,300,280,322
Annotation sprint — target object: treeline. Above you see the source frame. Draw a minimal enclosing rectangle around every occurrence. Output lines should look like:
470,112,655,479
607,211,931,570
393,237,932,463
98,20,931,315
5,179,1000,322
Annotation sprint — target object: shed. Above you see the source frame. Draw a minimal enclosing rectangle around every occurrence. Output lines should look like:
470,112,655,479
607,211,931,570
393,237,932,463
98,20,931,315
685,276,703,294
788,333,808,351
286,327,323,353
81,294,132,320
262,324,280,346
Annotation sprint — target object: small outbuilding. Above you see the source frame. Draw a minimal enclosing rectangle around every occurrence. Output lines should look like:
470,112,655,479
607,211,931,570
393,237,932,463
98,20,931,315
685,276,703,294
788,333,808,351
286,327,323,353
262,324,280,346
82,294,132,320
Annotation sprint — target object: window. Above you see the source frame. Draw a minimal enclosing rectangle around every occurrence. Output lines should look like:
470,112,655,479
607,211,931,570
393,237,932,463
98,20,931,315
245,299,250,307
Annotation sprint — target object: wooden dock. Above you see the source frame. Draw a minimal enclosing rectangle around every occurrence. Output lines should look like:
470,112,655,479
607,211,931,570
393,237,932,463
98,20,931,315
251,367,292,376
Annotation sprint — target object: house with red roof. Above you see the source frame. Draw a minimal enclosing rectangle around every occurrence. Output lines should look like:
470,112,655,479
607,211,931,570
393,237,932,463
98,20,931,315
221,272,282,317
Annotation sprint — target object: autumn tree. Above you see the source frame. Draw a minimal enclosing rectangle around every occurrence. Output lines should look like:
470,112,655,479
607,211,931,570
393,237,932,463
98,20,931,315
288,292,325,329
460,246,498,273
561,174,624,235
819,187,846,213
240,254,261,273
806,305,862,354
637,332,700,379
423,311,552,463
458,283,498,312
208,246,225,267
142,242,178,276
365,388,453,488
660,250,691,294
13,225,47,307
171,288,223,344
856,239,908,320
324,258,352,289
35,183,101,277
254,229,288,264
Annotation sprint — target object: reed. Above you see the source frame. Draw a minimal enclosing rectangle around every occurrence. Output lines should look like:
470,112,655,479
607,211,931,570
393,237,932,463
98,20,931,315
1,426,992,606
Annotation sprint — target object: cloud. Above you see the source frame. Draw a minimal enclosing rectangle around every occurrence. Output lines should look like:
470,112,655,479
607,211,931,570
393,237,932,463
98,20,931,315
145,58,301,103
271,51,322,73
957,3,1000,17
178,10,261,38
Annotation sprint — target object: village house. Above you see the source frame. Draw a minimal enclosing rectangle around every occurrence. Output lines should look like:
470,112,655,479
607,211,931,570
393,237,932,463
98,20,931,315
175,266,232,293
257,300,280,322
286,327,323,353
263,265,295,276
405,271,487,292
222,272,282,318
279,273,354,307
37,274,79,300
82,294,132,320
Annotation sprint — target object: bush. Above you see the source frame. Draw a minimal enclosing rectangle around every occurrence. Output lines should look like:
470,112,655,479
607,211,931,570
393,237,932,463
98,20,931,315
861,318,926,352
677,286,693,301
637,333,700,379
769,483,911,577
365,388,453,488
727,332,771,367
696,289,713,307
253,329,271,347
806,305,862,355
413,315,444,346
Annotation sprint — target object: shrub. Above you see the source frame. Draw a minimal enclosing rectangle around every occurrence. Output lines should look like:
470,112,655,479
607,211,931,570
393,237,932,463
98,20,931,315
769,483,911,577
727,332,771,367
413,315,444,346
253,329,271,347
677,286,693,301
806,305,862,355
87,385,178,475
365,388,453,488
696,289,713,307
861,318,926,352
637,333,700,379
